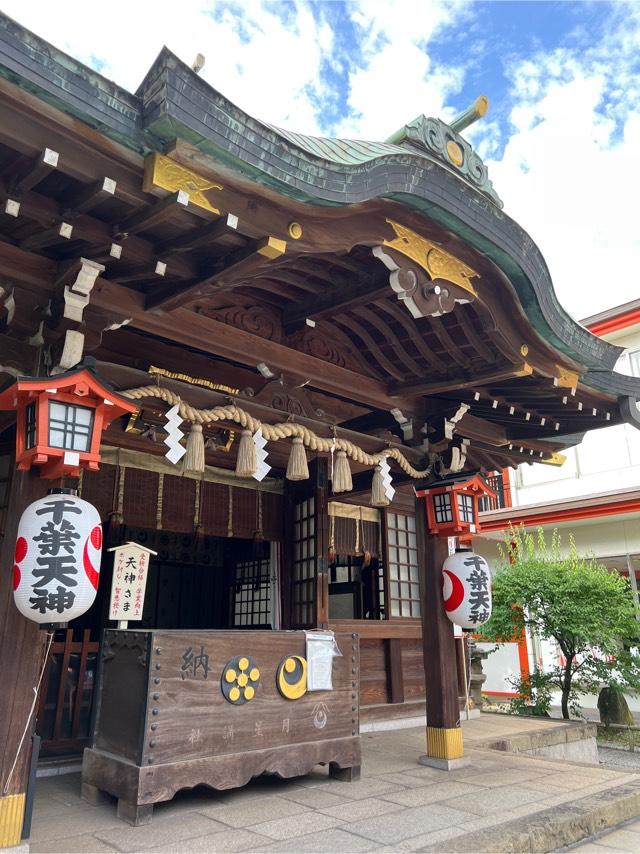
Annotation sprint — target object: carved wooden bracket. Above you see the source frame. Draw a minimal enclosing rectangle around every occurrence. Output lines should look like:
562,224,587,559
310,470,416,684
0,285,15,331
372,241,477,319
54,257,106,324
383,219,479,296
437,437,470,475
372,218,479,319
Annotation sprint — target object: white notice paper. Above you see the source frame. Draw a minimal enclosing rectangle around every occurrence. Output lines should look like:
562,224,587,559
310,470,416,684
305,630,342,691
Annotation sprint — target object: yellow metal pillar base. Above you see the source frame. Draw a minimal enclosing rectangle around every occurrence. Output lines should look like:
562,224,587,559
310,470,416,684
419,726,470,771
0,793,25,848
426,725,464,759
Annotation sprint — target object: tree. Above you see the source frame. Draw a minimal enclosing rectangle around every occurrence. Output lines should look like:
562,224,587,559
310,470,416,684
478,527,640,719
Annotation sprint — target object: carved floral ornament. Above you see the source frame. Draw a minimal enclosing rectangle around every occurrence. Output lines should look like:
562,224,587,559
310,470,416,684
375,220,480,319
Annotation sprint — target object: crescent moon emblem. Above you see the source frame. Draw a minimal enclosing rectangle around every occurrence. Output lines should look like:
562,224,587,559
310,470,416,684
277,655,307,700
83,539,100,590
443,569,464,612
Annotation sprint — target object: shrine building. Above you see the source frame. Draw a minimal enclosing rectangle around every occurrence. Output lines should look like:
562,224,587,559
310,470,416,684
1,11,640,844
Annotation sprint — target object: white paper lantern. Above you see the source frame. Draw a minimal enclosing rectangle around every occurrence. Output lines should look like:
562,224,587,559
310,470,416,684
13,492,102,624
442,550,492,630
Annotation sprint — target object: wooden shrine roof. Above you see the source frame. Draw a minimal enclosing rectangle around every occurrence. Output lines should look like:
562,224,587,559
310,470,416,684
0,11,639,481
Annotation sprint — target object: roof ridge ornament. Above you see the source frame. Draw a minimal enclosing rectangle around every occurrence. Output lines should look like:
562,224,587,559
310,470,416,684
385,96,502,208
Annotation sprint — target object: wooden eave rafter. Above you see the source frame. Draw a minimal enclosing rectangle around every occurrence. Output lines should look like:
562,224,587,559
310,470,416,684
0,179,198,279
390,362,533,397
282,267,391,331
145,236,287,312
0,239,416,414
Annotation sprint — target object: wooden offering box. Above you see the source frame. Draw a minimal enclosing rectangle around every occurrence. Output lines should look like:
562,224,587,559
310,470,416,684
82,629,361,825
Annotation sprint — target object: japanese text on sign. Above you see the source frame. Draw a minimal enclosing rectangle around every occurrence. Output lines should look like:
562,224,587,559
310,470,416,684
30,498,82,614
464,555,490,625
108,542,156,621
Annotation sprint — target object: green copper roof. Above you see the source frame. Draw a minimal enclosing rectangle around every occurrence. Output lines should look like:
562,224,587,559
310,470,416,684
263,125,404,165
262,118,502,207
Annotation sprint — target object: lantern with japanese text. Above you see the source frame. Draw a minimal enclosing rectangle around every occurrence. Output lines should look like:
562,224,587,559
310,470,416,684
442,549,492,629
0,364,137,478
13,491,102,624
418,473,496,537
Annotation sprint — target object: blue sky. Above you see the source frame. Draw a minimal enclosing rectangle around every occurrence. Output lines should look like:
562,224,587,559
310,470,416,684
2,0,639,320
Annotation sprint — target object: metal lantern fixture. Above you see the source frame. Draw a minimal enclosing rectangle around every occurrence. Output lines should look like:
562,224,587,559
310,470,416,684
0,365,137,478
417,473,496,537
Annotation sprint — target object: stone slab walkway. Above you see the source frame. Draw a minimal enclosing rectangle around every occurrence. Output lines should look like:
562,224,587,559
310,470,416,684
562,817,640,851
26,717,640,853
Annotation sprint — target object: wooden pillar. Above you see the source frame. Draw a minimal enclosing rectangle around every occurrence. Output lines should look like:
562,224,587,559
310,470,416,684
0,470,49,847
415,493,467,769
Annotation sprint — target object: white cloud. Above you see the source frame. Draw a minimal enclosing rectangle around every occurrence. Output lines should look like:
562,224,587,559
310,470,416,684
335,0,470,139
485,22,640,321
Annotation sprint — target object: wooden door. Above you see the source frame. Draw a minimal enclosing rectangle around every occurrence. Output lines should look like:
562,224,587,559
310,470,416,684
286,458,329,629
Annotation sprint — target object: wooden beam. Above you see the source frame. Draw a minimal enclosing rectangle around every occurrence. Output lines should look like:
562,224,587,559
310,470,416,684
161,213,239,254
455,413,508,447
113,262,168,283
19,221,74,251
2,183,196,279
391,363,533,396
145,235,287,312
113,190,189,237
0,240,416,413
62,177,117,216
283,268,390,331
9,147,59,195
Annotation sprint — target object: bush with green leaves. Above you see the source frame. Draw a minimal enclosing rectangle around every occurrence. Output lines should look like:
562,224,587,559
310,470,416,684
478,527,640,719
508,667,554,717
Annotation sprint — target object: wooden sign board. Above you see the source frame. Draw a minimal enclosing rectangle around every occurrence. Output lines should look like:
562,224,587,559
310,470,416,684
107,542,156,622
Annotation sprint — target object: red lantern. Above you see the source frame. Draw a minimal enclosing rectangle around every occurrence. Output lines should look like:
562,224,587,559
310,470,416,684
0,365,137,478
417,473,496,536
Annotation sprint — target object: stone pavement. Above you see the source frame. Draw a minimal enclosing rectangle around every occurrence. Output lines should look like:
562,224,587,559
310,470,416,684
566,817,640,851
26,716,640,853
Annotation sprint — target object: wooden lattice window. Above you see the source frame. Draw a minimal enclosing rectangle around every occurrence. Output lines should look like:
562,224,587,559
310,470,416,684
292,496,315,627
386,512,420,618
232,551,271,628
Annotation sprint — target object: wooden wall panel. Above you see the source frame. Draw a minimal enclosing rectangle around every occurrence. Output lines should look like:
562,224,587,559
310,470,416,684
359,638,388,706
199,482,230,537
401,640,426,701
230,487,258,539
262,491,283,541
161,475,196,533
123,468,159,529
80,464,117,521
